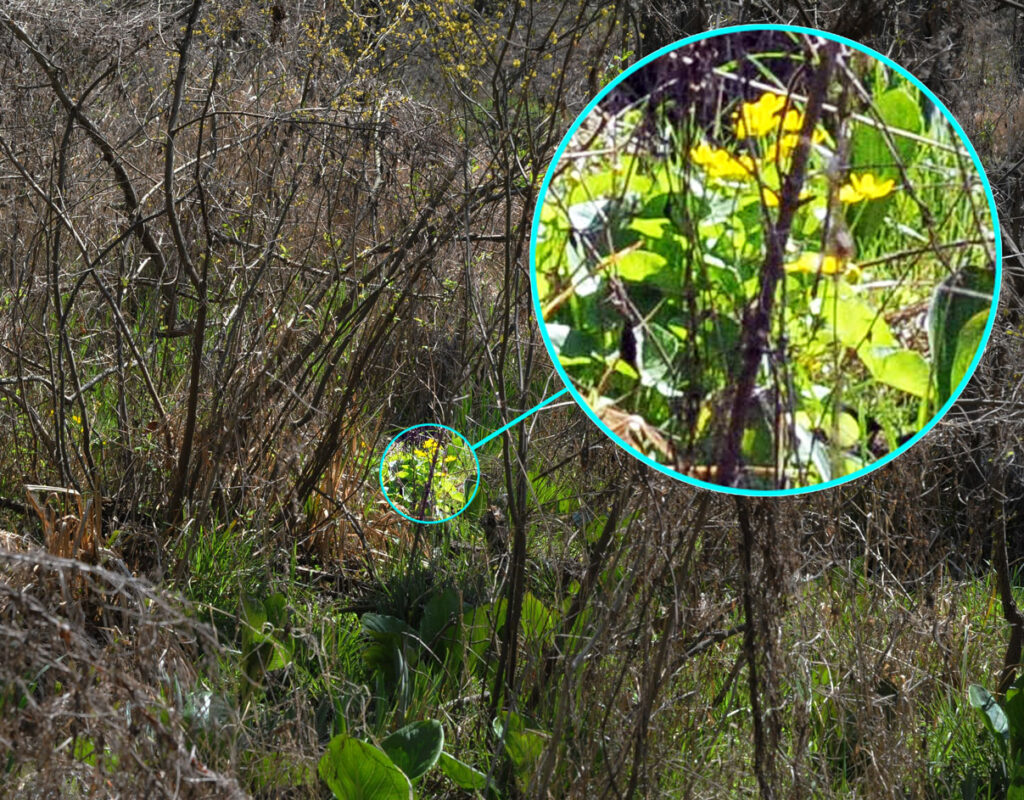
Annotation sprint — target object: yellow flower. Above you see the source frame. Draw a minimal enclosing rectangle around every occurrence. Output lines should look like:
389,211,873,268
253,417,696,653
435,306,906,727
786,252,842,275
765,128,828,163
689,141,720,166
690,141,755,179
711,152,755,179
780,108,804,132
733,92,787,139
760,187,812,208
838,172,896,203
785,251,861,282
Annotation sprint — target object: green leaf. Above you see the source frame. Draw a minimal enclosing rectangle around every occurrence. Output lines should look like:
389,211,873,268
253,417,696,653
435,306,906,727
362,614,415,701
362,614,416,639
420,589,461,652
1006,681,1024,756
1011,753,1024,798
949,309,990,398
614,359,640,380
640,324,680,391
614,249,668,283
628,217,672,238
928,269,994,404
240,594,267,649
833,411,861,449
263,593,288,627
539,199,562,225
969,684,1010,760
520,592,554,646
814,287,896,349
1009,763,1024,800
438,751,490,790
73,737,97,767
547,323,599,359
860,347,931,398
73,737,118,770
493,710,548,778
239,594,293,690
318,735,412,800
380,720,444,781
850,88,922,179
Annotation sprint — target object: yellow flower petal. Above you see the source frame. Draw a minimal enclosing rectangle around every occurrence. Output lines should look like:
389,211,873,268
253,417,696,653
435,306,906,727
690,141,718,166
851,172,895,199
838,183,862,204
780,108,804,132
839,172,896,203
733,92,788,139
690,141,755,180
760,187,811,208
785,252,846,275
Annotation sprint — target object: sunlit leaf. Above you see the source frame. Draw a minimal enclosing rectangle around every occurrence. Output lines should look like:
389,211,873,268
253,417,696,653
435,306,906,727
861,347,931,398
628,217,672,238
814,286,896,349
614,249,668,282
969,684,1009,759
318,735,412,800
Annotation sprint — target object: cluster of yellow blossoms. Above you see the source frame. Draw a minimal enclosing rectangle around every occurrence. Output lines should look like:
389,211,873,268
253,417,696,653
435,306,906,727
690,91,897,205
412,437,459,464
686,92,902,280
412,437,439,458
689,141,755,179
733,91,804,139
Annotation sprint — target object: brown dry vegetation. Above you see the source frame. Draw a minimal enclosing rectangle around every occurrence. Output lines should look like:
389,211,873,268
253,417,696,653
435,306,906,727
2,0,1024,798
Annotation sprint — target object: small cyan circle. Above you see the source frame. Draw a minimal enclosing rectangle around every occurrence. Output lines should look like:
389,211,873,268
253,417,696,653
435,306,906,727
379,423,481,524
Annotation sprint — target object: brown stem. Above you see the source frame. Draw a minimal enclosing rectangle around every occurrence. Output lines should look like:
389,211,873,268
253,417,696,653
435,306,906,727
716,40,836,487
166,0,209,530
994,447,1024,695
737,497,774,800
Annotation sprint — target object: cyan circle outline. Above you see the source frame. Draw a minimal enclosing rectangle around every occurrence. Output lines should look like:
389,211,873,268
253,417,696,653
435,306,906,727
529,24,1003,497
379,423,481,524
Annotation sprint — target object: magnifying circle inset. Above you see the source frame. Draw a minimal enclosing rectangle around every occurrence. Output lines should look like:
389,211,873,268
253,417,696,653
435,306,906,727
530,24,1001,496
